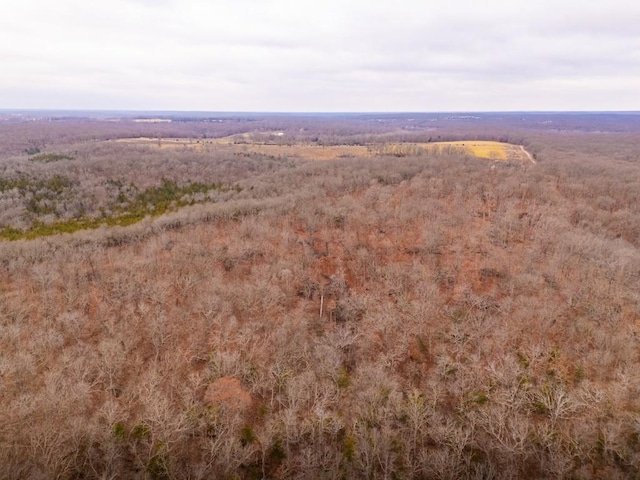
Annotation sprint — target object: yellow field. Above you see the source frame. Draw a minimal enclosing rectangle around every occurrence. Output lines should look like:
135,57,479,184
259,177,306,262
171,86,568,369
111,137,370,160
223,143,370,160
442,141,509,160
374,141,533,162
436,141,534,162
111,137,534,163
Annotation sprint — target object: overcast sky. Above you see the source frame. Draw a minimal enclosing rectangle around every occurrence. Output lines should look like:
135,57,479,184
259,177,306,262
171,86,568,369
1,0,639,112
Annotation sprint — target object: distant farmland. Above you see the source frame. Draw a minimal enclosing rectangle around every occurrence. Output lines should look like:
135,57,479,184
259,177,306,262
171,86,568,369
373,140,535,162
114,137,534,163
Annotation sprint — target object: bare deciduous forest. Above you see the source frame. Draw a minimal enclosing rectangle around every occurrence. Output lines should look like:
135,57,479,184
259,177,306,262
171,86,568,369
1,111,639,479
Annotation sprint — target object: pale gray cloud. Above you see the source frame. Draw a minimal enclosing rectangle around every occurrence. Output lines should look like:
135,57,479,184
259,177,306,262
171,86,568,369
1,0,639,111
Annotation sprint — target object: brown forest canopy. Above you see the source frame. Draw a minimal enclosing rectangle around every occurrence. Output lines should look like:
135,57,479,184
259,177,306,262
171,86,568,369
0,111,639,479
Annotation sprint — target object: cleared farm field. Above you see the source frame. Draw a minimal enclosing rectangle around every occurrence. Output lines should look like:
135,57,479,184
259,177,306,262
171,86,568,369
112,137,534,162
111,137,369,159
210,134,372,160
230,143,370,160
374,140,534,162
438,140,534,162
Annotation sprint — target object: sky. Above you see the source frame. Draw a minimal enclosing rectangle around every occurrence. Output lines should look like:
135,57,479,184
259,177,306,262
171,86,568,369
1,0,639,112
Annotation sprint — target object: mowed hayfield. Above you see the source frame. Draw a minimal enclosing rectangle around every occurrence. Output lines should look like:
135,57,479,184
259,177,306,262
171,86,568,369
113,137,534,162
227,143,371,160
374,141,535,162
440,140,535,162
111,137,370,160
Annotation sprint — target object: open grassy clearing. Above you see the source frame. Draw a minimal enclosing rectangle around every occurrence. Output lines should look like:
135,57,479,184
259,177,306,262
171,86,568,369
374,140,534,162
112,137,370,159
113,136,534,162
211,136,535,162
438,140,532,161
227,142,371,160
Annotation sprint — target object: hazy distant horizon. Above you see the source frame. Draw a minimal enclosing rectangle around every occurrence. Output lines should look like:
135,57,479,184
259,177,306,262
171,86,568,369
3,109,640,118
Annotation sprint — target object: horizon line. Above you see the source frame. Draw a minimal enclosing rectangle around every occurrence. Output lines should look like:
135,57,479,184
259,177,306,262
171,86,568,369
2,108,640,117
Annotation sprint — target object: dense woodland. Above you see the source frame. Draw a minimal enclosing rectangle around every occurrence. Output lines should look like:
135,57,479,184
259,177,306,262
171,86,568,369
0,112,639,479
